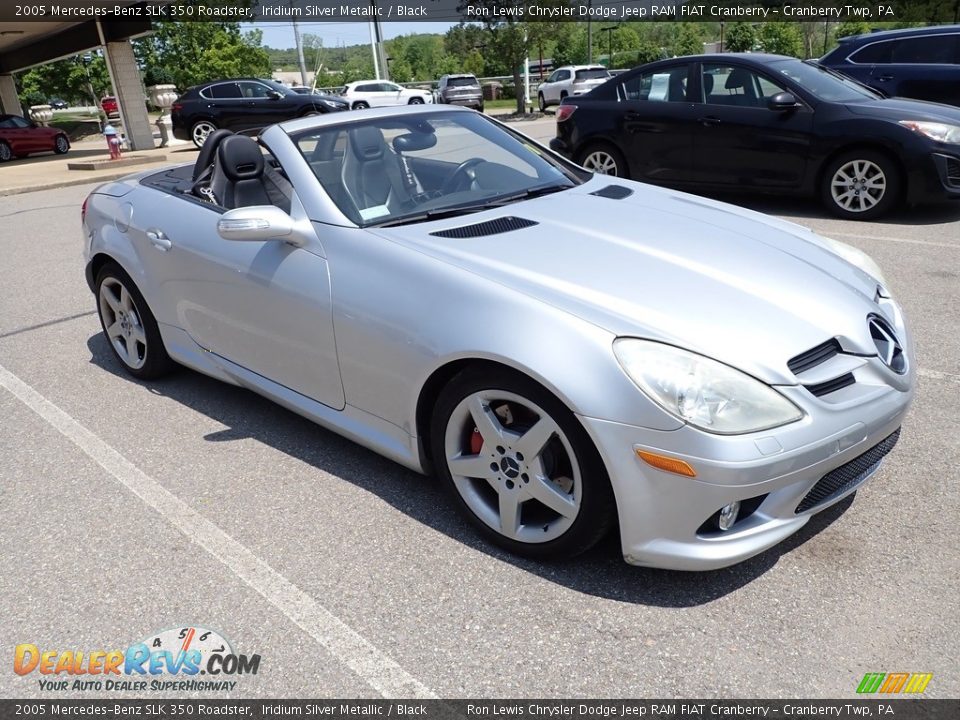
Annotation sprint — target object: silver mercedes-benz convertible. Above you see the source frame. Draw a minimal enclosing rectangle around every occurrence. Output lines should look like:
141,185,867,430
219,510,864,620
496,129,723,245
82,105,914,570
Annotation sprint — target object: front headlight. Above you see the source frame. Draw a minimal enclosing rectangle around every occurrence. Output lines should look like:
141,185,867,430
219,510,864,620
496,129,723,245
613,339,804,435
818,236,888,288
319,99,345,110
899,120,960,144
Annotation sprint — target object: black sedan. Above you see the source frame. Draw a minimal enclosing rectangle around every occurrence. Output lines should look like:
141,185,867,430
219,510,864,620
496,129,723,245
550,54,960,219
172,78,348,147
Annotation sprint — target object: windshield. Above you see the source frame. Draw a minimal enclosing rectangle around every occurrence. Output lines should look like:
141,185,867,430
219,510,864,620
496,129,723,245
292,111,581,227
772,60,880,102
576,69,610,81
260,78,296,96
448,77,479,88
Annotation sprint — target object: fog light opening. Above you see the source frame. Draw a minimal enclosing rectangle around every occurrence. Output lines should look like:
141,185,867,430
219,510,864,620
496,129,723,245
718,501,741,531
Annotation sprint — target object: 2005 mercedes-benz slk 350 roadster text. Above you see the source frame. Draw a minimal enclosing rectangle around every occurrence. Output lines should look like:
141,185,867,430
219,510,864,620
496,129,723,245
82,106,914,570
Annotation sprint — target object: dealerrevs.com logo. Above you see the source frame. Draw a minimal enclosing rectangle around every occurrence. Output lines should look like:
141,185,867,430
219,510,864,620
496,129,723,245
13,626,261,692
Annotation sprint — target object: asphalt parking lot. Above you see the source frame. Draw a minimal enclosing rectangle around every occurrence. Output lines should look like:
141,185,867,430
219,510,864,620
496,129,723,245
1,123,958,699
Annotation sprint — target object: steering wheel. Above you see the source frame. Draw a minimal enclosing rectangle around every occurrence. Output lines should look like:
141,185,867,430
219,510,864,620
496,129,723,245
441,158,486,194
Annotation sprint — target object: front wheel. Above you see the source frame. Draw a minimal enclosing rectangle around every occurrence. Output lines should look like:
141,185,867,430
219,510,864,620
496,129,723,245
54,135,69,154
408,97,425,105
190,120,217,149
576,143,628,178
821,150,900,220
0,141,12,162
538,93,546,112
352,101,369,110
95,263,175,380
431,368,616,559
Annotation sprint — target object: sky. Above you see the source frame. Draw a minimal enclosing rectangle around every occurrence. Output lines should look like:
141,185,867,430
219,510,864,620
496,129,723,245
246,21,457,49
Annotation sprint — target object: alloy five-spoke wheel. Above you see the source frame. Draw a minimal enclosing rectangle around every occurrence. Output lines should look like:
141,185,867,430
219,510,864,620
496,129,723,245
95,263,175,379
822,150,899,220
191,120,217,148
432,369,615,558
578,144,627,177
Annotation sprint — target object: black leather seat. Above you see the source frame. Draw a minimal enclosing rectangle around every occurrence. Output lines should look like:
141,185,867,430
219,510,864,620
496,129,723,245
340,125,411,218
191,129,234,181
209,135,271,209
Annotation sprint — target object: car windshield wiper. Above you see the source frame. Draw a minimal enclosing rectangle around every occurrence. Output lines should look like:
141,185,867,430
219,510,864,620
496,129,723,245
371,183,572,228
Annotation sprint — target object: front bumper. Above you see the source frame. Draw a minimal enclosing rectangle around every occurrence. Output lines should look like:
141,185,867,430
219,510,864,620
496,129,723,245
580,374,914,571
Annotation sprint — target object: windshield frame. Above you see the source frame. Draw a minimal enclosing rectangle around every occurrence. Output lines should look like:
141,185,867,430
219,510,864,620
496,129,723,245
289,109,589,229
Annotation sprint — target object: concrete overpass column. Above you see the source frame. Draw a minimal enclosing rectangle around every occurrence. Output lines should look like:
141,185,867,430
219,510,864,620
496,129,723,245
102,39,154,150
0,74,22,116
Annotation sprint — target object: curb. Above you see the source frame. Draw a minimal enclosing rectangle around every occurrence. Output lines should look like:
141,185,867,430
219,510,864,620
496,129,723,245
0,171,148,197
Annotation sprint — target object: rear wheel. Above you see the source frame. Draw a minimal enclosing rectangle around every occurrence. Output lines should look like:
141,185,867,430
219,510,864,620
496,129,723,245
821,150,900,220
353,101,369,110
431,368,616,559
408,97,425,105
577,142,628,178
190,120,217,149
0,141,11,162
537,92,546,112
54,135,69,154
95,262,175,380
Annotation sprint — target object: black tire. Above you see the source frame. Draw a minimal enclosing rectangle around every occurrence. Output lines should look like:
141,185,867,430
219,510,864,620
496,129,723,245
537,92,546,112
353,101,369,110
575,142,629,179
190,119,218,149
95,262,176,380
408,97,425,105
0,141,11,162
53,134,70,154
477,103,485,114
820,149,901,220
430,367,616,559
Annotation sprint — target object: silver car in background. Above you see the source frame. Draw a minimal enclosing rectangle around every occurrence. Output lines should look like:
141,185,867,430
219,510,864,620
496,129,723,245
81,106,914,570
437,74,484,111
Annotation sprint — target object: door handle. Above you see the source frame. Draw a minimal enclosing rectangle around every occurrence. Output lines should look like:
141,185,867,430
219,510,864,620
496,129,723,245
698,116,722,126
146,229,172,251
877,74,894,82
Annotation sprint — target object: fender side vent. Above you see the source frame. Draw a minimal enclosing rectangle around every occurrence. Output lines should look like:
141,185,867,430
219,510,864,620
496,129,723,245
430,216,538,239
590,184,633,199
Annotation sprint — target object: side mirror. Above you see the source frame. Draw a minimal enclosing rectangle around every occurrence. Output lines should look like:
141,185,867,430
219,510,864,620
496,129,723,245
217,206,302,244
267,90,283,100
768,92,800,112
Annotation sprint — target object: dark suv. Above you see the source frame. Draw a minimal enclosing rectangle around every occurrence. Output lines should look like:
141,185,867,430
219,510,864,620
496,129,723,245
437,74,484,111
172,78,348,147
820,25,960,107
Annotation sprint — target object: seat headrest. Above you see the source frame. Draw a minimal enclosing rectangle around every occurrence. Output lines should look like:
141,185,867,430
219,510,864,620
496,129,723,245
216,135,264,181
192,128,234,180
725,68,750,90
348,126,386,161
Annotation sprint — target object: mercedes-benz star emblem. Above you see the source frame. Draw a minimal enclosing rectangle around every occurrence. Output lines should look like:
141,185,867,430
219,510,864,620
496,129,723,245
868,315,906,374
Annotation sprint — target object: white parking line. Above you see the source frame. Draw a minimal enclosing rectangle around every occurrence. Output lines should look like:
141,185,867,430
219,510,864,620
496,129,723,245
0,362,436,700
826,231,958,250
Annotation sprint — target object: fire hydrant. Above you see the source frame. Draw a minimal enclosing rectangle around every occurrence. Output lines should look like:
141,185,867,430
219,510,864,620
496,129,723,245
103,124,122,160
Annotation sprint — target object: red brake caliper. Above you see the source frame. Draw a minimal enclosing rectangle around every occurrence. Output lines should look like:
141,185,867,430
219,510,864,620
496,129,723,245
469,427,483,455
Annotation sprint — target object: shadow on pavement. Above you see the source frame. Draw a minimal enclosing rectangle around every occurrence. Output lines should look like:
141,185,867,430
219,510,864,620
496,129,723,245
87,333,856,607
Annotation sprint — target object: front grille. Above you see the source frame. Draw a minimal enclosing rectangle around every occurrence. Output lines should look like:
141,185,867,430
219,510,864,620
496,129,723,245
788,339,841,375
805,372,856,398
795,428,901,513
430,216,537,239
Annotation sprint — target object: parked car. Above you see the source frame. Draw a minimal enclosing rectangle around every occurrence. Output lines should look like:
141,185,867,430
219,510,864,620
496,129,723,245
48,98,68,110
537,65,611,111
171,78,348,147
289,86,317,95
341,81,433,110
820,25,960,108
82,105,913,570
100,96,118,118
437,74,484,111
0,114,70,161
550,53,960,219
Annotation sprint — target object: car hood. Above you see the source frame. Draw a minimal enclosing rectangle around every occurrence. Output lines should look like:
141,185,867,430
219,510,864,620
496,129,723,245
371,179,890,384
845,97,960,123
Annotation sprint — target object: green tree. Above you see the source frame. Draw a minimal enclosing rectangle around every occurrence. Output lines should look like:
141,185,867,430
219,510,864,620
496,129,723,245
834,21,871,40
672,23,705,57
759,22,804,57
17,54,109,108
724,23,757,53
